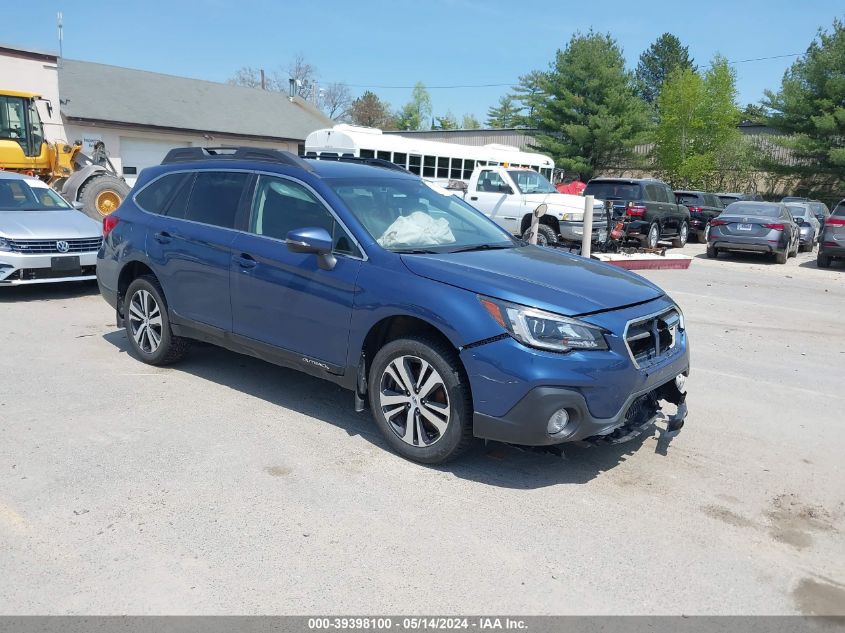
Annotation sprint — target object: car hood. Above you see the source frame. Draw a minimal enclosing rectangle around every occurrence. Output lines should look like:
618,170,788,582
522,192,604,213
400,246,664,317
0,209,101,239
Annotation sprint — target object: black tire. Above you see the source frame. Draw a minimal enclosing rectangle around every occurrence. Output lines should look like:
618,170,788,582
523,224,558,247
643,222,660,249
368,335,473,464
123,275,190,365
775,248,788,264
817,253,831,268
789,238,799,257
78,174,131,222
706,244,719,258
672,221,689,248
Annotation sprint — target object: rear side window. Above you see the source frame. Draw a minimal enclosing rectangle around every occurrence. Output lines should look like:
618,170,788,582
184,171,248,229
136,173,193,215
644,184,663,201
832,202,845,217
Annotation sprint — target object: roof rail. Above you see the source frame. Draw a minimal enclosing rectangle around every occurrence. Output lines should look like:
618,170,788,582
161,146,313,171
303,154,411,174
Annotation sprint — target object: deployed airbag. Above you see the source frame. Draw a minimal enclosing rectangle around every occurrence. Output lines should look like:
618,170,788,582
377,211,455,248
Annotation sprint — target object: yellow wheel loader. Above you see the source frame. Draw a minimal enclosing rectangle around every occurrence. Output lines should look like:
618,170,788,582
0,89,129,220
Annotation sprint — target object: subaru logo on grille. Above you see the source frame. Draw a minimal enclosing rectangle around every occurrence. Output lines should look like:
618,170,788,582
56,240,70,253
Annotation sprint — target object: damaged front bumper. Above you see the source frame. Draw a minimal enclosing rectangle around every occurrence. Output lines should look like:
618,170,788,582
472,373,688,447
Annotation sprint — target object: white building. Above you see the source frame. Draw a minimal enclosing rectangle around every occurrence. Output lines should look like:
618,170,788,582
1,43,332,184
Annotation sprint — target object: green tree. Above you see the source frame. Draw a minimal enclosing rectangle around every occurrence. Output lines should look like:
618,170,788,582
741,103,769,125
486,95,519,127
433,112,458,130
653,56,747,189
511,70,546,128
395,82,433,131
763,18,845,201
531,31,651,177
350,91,393,128
635,33,696,104
461,113,481,129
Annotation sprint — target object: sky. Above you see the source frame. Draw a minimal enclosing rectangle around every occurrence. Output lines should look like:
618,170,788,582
4,0,842,123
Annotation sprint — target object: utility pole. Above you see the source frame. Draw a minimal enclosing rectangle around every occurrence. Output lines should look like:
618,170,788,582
57,12,63,67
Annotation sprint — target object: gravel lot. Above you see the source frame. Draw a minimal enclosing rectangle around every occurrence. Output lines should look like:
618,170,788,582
1,242,843,615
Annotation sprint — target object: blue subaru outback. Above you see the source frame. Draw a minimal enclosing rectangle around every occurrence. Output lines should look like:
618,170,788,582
96,148,689,464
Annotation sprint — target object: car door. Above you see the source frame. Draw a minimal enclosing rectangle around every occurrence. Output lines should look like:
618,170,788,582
144,169,250,333
468,170,520,234
229,174,363,371
644,183,667,231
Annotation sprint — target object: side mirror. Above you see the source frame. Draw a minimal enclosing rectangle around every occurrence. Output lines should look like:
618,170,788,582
534,203,548,218
499,184,513,194
285,227,336,271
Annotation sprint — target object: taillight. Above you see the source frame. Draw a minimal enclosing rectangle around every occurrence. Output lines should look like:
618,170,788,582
688,206,704,212
826,217,845,227
763,223,785,231
626,202,647,217
103,215,120,237
710,219,728,226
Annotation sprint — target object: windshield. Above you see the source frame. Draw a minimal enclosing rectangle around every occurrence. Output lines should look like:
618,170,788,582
787,205,809,218
584,182,642,201
0,178,72,211
507,170,556,194
724,202,782,218
329,177,515,253
676,193,703,206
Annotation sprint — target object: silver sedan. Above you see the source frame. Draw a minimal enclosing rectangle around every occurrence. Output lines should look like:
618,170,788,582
787,203,821,252
0,172,102,285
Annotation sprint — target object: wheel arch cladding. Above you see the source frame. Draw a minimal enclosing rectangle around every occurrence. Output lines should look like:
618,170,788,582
118,261,157,307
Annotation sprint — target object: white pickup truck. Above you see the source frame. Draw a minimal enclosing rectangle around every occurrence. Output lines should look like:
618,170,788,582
457,166,607,246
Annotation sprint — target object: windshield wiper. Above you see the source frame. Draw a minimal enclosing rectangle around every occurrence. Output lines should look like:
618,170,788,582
392,248,441,254
448,243,514,254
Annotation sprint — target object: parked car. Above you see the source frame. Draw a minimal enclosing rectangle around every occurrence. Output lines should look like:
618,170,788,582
817,199,845,268
718,192,763,206
707,201,800,264
786,203,820,252
808,200,831,231
583,177,691,248
0,172,102,285
781,196,808,203
96,147,690,465
674,190,725,242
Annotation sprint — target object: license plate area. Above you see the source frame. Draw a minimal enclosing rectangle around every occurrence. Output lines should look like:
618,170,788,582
51,256,80,272
737,223,753,231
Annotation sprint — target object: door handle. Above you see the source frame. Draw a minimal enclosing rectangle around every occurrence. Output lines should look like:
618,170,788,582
234,254,257,269
470,196,478,201
153,231,171,244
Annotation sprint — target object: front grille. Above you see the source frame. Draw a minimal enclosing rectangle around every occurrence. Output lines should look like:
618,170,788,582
6,237,102,254
625,307,682,368
11,265,96,281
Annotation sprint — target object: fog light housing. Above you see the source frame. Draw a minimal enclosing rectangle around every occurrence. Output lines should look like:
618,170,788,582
675,373,687,393
547,408,570,436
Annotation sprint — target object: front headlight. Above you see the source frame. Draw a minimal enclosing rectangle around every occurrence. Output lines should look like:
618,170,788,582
479,296,608,352
560,212,584,222
0,237,11,252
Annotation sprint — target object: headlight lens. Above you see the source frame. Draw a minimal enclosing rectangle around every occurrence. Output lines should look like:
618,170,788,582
0,237,11,252
479,296,608,352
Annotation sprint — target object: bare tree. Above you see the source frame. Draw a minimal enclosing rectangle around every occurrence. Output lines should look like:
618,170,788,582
319,82,353,121
278,53,318,101
228,66,281,90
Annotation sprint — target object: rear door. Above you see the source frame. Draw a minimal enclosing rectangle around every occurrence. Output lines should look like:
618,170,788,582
229,174,362,370
146,170,250,333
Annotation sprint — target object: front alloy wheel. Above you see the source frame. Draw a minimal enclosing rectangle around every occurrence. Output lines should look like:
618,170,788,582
379,355,450,447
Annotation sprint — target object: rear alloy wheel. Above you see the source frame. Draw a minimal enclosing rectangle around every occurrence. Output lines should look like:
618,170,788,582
645,223,660,249
369,337,473,464
123,275,189,365
672,221,689,248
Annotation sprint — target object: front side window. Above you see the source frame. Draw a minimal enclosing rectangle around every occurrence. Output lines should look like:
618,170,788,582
250,175,358,256
0,178,71,211
330,177,514,253
184,171,248,229
507,170,556,194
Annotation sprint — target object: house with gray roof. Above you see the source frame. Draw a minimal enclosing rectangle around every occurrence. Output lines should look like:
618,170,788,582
55,59,331,184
